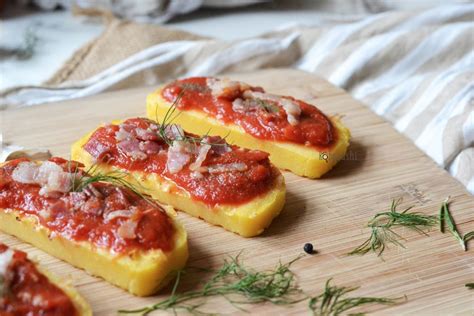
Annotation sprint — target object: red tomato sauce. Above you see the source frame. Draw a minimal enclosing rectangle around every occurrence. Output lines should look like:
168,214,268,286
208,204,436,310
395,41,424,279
83,118,278,206
161,77,336,148
0,158,175,254
0,244,78,316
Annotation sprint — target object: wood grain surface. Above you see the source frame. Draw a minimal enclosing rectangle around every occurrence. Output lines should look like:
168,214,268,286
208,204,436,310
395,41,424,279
1,69,473,315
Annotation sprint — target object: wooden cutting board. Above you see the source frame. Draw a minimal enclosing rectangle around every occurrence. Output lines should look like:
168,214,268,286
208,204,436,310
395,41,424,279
2,69,473,315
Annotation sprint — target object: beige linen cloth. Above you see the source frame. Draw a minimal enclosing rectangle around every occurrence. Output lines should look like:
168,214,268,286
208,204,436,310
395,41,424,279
2,4,473,193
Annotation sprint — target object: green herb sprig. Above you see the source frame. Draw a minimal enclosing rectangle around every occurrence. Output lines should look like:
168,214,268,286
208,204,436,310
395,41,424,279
68,163,154,205
466,283,474,290
156,90,184,146
156,89,229,147
308,279,404,316
119,254,306,315
71,164,132,192
349,199,438,256
439,197,473,251
119,254,408,315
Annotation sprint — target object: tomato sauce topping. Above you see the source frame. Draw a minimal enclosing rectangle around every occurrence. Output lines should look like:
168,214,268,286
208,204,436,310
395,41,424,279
0,158,175,254
0,244,78,316
161,77,336,148
83,118,278,206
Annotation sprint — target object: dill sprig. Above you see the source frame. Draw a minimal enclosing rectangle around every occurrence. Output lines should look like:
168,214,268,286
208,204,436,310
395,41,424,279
349,199,438,256
119,254,306,315
156,89,229,147
439,197,473,251
69,163,154,205
466,283,474,290
439,197,464,250
72,166,131,192
157,90,184,146
308,279,404,316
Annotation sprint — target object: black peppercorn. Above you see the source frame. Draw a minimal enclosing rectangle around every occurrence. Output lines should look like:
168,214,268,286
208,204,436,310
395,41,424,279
304,243,314,254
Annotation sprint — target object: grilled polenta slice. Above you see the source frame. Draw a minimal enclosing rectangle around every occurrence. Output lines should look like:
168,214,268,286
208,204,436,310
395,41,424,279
0,243,91,316
71,118,286,237
0,158,188,297
146,77,351,178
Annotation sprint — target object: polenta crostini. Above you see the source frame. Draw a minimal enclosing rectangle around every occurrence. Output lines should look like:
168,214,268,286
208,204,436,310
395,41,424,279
0,158,188,297
71,118,286,237
146,77,351,178
0,242,91,316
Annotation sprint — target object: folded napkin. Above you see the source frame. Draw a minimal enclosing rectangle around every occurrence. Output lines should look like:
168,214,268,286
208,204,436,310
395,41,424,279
2,4,472,193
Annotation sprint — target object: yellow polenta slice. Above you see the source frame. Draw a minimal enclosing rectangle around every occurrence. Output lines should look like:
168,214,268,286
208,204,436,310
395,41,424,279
71,118,286,237
0,158,188,297
0,243,91,316
146,77,351,178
